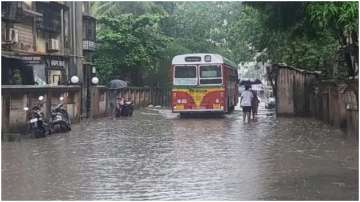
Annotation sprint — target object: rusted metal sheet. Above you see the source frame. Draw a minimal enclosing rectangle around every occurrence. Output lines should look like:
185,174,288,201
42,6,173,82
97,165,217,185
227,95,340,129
271,63,358,137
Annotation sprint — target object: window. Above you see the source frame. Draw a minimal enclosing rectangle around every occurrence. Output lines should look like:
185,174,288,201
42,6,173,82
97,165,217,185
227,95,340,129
36,2,61,33
175,66,196,78
200,79,222,84
63,9,70,48
199,65,222,85
2,58,35,85
173,66,197,85
48,70,62,85
83,17,96,41
200,65,221,78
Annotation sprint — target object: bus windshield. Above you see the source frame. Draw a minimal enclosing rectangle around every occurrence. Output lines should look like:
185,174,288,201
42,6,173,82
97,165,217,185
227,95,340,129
199,65,222,85
174,66,197,85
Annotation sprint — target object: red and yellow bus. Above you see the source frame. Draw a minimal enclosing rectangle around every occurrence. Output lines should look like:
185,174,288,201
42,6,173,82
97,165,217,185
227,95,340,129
171,54,239,114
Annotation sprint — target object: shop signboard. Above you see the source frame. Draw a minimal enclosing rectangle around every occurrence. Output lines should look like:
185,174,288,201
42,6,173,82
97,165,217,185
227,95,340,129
21,56,42,65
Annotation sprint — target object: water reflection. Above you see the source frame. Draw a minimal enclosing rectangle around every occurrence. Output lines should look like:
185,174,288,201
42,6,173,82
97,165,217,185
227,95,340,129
2,107,358,200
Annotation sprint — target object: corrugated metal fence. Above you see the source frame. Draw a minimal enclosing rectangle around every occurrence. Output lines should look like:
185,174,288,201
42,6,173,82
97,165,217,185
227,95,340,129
272,64,358,137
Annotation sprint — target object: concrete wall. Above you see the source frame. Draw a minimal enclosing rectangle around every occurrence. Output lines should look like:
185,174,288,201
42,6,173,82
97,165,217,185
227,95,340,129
65,1,95,117
92,86,171,117
91,86,107,118
1,85,171,133
14,22,34,52
2,85,81,133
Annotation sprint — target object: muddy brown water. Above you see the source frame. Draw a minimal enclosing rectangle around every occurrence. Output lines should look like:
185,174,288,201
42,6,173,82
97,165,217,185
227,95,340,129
2,107,358,200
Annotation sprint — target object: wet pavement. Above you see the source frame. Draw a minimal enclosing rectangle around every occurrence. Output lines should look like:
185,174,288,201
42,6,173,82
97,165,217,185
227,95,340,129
2,104,358,200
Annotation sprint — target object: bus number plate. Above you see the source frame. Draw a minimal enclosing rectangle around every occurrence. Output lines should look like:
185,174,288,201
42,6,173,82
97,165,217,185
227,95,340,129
213,104,220,109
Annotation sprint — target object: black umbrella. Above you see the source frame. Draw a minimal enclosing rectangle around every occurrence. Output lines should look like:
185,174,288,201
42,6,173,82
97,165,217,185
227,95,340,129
239,79,262,85
109,79,127,89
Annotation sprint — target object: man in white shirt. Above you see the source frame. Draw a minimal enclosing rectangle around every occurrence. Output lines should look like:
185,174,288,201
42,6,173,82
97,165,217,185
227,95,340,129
240,85,253,123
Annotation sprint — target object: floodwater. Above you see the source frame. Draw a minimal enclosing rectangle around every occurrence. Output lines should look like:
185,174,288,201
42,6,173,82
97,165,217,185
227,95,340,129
2,104,358,200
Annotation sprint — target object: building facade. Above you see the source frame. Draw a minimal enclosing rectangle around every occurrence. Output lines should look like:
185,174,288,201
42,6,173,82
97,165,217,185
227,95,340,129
1,1,96,117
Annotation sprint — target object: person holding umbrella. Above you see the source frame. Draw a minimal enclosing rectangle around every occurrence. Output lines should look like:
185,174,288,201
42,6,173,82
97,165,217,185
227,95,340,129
251,90,260,120
240,85,253,123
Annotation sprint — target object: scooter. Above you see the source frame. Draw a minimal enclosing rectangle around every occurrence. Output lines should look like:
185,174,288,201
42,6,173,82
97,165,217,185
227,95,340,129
24,96,51,138
121,98,134,116
114,97,134,117
50,96,71,133
114,97,124,118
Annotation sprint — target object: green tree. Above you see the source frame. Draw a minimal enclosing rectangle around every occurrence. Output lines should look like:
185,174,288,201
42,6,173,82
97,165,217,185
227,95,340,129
233,2,356,79
306,2,358,77
91,1,168,17
92,1,357,87
95,14,170,86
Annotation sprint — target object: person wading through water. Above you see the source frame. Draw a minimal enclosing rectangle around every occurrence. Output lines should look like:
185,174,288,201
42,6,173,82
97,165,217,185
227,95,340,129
251,90,260,120
240,85,253,123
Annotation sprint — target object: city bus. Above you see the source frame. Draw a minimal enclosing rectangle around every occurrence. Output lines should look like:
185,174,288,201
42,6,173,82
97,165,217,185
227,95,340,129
171,53,239,114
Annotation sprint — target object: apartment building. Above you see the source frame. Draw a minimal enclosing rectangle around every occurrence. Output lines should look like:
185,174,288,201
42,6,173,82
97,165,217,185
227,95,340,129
1,1,96,116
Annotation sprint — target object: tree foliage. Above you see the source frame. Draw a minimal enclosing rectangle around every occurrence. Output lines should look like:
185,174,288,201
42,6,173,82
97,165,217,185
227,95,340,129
95,14,170,86
306,2,358,77
91,2,358,86
229,1,358,78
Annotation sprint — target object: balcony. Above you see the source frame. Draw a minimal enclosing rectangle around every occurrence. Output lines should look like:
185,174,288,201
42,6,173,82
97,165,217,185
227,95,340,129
83,14,96,51
36,17,61,33
2,2,42,22
35,2,61,33
1,2,19,21
83,40,96,51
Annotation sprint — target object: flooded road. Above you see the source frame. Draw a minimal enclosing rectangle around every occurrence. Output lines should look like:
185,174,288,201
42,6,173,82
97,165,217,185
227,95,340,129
2,106,358,200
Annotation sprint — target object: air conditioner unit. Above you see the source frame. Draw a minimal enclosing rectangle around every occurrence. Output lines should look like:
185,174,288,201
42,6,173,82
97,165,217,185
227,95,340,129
8,28,19,43
48,38,59,51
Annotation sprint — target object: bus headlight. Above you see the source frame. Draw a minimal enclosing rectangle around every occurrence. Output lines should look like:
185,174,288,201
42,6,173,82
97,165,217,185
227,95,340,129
215,99,219,103
177,99,182,104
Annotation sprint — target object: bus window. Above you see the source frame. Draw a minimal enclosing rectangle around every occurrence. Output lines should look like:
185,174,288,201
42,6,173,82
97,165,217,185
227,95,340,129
199,65,222,85
174,66,197,85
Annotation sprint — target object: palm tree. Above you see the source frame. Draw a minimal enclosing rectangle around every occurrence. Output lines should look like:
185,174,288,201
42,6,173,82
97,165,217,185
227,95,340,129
91,2,170,18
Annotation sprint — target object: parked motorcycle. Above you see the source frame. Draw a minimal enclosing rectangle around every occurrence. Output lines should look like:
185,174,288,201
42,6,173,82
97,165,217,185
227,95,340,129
24,96,51,138
114,97,124,117
114,97,134,117
121,98,134,116
265,96,276,109
50,96,71,133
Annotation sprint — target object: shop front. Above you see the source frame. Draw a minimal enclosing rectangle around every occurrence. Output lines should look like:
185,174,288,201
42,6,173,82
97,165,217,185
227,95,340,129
1,53,68,86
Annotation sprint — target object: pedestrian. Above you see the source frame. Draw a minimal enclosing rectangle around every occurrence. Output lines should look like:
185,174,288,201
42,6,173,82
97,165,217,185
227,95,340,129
251,90,260,120
240,85,253,123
